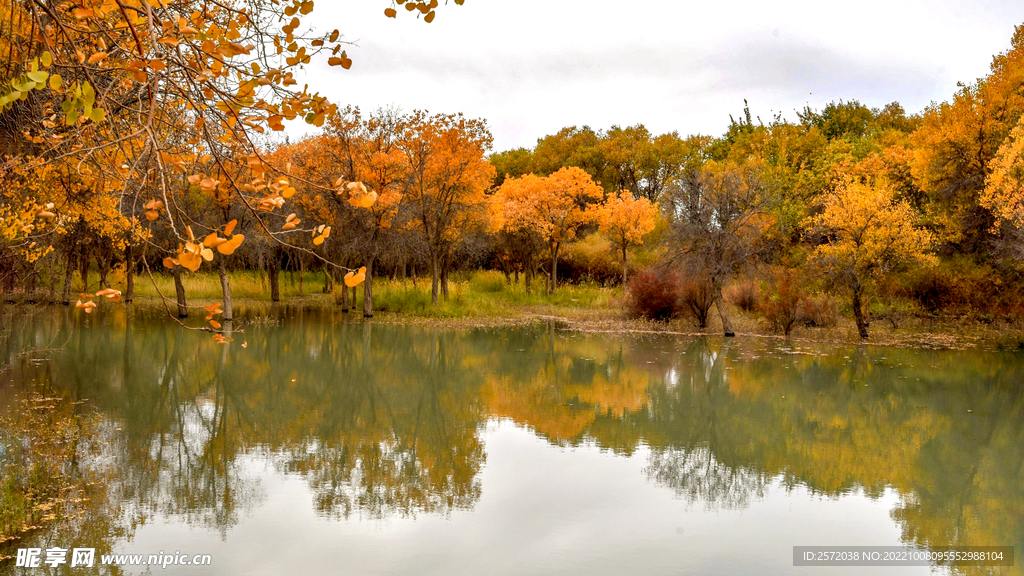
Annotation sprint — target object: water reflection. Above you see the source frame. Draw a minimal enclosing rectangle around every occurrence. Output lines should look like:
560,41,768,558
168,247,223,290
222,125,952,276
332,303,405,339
1,305,1023,574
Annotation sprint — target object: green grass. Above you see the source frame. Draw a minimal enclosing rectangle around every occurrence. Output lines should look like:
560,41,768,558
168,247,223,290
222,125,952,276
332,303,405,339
134,269,332,300
133,269,618,318
372,271,615,318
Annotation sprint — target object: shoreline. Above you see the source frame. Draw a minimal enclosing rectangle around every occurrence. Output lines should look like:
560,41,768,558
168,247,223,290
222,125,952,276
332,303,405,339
3,295,1023,352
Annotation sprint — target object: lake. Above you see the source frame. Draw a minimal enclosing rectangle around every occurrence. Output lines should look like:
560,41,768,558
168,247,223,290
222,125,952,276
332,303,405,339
1,305,1022,575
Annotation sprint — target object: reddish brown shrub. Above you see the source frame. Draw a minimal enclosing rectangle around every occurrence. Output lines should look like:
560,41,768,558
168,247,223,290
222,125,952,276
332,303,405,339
759,272,802,336
726,279,761,313
627,269,681,321
680,277,716,328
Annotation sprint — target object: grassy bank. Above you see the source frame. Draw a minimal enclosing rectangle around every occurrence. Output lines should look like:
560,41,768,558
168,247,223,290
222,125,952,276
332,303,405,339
5,269,1024,350
130,269,619,319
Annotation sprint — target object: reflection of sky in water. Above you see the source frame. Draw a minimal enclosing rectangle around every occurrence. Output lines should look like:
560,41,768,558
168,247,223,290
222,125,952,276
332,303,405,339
120,420,927,576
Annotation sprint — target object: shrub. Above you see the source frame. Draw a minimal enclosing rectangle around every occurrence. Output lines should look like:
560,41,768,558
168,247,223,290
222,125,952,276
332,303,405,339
908,267,960,313
680,277,715,328
759,271,801,336
627,268,681,321
726,279,761,313
797,294,838,328
561,233,621,285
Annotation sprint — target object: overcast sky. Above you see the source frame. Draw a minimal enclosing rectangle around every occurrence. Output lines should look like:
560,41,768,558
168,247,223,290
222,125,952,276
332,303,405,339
291,0,1024,152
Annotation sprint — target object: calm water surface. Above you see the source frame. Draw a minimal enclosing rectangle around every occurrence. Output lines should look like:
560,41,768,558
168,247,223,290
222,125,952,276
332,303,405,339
1,305,1023,575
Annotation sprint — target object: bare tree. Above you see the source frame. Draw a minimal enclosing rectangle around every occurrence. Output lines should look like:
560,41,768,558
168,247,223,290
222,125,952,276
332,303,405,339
663,165,774,336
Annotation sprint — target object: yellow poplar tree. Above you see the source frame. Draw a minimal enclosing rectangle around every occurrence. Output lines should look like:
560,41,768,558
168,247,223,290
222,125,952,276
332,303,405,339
806,178,936,338
981,116,1024,228
597,190,657,285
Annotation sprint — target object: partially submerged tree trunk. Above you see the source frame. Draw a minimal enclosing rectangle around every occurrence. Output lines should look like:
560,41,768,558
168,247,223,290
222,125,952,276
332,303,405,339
218,257,233,321
713,281,735,337
363,259,374,318
124,244,134,303
173,268,188,317
340,273,349,311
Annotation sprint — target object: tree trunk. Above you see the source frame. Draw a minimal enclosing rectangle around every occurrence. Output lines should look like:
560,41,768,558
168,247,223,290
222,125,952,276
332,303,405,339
258,252,267,291
99,250,111,289
713,282,735,337
124,244,134,303
340,271,349,311
323,265,333,294
173,268,188,317
441,264,449,301
79,248,89,292
218,257,233,321
431,253,440,304
61,251,74,304
852,283,869,338
351,285,357,309
549,242,560,294
363,259,374,318
298,257,304,294
47,255,57,301
268,253,281,302
25,270,36,301
622,243,628,286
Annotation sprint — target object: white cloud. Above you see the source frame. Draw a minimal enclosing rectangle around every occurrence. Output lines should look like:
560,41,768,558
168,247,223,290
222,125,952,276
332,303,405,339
288,0,1024,151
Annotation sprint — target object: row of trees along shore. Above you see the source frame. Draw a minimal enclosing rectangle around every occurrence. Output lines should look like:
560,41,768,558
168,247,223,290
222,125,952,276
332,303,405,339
3,3,1024,339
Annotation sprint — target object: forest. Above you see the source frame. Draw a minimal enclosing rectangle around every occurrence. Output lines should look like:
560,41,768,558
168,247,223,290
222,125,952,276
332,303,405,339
2,0,1024,339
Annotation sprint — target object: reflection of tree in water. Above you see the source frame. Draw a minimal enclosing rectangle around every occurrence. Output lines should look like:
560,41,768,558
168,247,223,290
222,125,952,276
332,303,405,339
4,307,1024,576
107,319,265,537
636,338,771,510
277,327,484,519
645,447,770,510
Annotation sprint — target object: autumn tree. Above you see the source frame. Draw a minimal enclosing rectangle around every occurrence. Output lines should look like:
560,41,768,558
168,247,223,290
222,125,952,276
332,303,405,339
0,0,461,330
495,167,602,293
599,125,697,202
402,111,494,303
805,178,936,338
488,173,546,291
911,24,1024,253
596,190,657,284
981,115,1024,261
530,126,605,180
325,107,407,316
663,164,774,336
